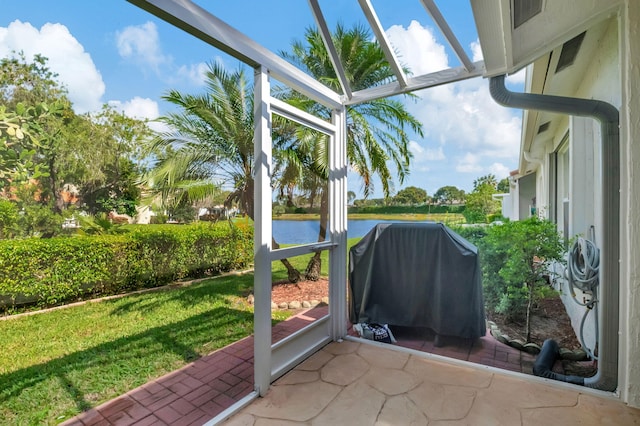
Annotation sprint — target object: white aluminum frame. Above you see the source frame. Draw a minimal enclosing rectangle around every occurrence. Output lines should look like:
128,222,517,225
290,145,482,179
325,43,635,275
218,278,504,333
127,0,485,420
254,67,347,391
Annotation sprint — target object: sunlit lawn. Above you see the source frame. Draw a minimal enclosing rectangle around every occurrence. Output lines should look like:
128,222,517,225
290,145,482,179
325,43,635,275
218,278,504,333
0,237,360,425
0,273,285,425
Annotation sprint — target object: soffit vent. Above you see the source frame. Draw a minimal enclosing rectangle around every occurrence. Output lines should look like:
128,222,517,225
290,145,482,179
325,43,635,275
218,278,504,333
537,121,550,134
513,0,543,29
555,31,586,73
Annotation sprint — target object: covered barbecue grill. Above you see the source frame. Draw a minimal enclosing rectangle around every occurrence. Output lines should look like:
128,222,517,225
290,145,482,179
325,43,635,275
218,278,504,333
349,222,486,339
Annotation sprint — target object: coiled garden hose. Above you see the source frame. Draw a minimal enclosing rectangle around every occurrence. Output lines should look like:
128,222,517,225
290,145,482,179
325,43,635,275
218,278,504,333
566,232,600,360
567,236,600,293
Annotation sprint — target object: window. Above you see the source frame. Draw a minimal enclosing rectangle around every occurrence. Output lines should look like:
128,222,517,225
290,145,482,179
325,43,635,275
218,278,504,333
555,133,570,238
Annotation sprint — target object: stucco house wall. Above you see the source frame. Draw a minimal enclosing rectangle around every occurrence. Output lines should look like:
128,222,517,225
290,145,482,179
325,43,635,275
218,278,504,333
620,0,640,408
512,3,640,406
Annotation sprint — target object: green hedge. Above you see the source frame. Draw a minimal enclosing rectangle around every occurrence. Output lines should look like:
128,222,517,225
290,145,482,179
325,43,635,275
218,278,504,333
0,222,253,309
348,204,465,215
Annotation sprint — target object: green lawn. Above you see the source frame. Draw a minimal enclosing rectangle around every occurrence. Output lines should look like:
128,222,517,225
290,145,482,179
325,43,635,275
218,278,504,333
0,274,287,425
0,239,358,425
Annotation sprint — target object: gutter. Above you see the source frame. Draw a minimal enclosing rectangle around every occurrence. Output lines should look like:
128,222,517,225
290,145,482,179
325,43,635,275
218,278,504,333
489,75,620,392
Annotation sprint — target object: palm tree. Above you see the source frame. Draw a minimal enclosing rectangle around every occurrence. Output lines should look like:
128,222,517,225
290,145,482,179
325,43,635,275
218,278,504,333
473,174,498,190
279,23,424,279
146,63,253,214
144,63,303,281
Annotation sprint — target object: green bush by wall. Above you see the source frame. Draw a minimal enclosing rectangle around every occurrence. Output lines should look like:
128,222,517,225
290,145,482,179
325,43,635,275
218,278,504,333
0,222,253,309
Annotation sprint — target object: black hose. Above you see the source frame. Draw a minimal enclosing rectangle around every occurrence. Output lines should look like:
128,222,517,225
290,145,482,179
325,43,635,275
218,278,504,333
533,339,585,385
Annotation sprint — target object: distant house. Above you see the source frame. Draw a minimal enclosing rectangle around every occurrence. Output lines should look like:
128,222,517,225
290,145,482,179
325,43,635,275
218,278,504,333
134,205,155,224
198,205,236,221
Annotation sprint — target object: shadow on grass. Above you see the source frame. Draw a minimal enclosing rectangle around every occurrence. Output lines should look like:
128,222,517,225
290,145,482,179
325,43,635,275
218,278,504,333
0,306,253,423
107,274,254,317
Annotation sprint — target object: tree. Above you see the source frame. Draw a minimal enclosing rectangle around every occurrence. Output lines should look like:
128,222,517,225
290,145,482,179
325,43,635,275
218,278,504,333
12,181,64,238
280,24,424,279
145,64,250,217
433,185,464,205
0,198,19,239
497,177,510,193
77,106,149,216
473,174,498,191
0,53,66,109
0,101,64,187
146,63,302,281
480,217,565,341
0,53,68,189
1,54,150,232
393,186,427,205
347,190,356,205
463,183,500,223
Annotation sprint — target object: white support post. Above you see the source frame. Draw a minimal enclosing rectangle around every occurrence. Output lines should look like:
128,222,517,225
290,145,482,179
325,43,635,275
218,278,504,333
329,106,348,340
253,66,272,396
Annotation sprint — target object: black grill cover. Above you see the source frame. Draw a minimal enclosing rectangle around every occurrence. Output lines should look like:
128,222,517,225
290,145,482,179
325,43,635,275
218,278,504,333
349,222,486,339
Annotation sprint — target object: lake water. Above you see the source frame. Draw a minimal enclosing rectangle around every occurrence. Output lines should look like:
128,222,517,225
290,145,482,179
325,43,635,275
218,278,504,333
272,219,402,244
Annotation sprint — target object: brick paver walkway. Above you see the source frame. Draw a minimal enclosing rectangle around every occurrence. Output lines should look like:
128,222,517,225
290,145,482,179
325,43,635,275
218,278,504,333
62,305,329,426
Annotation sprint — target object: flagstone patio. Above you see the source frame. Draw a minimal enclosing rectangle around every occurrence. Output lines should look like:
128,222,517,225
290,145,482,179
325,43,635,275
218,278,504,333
222,339,640,425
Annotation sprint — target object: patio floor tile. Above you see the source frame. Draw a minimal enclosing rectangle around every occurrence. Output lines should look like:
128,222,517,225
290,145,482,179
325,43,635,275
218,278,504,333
224,340,640,425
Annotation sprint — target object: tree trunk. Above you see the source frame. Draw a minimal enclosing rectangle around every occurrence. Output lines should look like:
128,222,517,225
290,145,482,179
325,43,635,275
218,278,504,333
286,185,295,207
247,177,302,283
525,282,534,342
304,188,328,281
272,237,301,283
47,155,64,214
305,252,322,281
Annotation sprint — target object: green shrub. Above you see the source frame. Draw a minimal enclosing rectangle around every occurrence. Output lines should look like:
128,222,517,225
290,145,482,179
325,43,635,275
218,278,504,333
477,217,565,340
0,237,133,306
0,222,253,310
452,225,487,247
0,199,19,239
150,214,168,224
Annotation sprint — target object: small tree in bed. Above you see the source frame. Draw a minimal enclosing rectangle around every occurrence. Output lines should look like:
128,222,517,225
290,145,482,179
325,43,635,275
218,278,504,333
481,217,565,342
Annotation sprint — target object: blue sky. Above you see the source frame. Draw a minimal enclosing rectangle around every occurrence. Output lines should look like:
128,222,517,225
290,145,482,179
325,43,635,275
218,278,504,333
0,1,524,199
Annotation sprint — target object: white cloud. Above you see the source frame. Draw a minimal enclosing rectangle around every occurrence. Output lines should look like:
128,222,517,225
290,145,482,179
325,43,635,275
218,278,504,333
409,140,445,162
108,97,170,133
175,62,209,86
386,20,448,75
109,96,159,120
488,162,511,179
115,22,213,89
116,21,168,72
456,152,483,173
506,68,526,84
471,39,483,62
382,24,521,192
0,20,105,113
412,81,521,170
